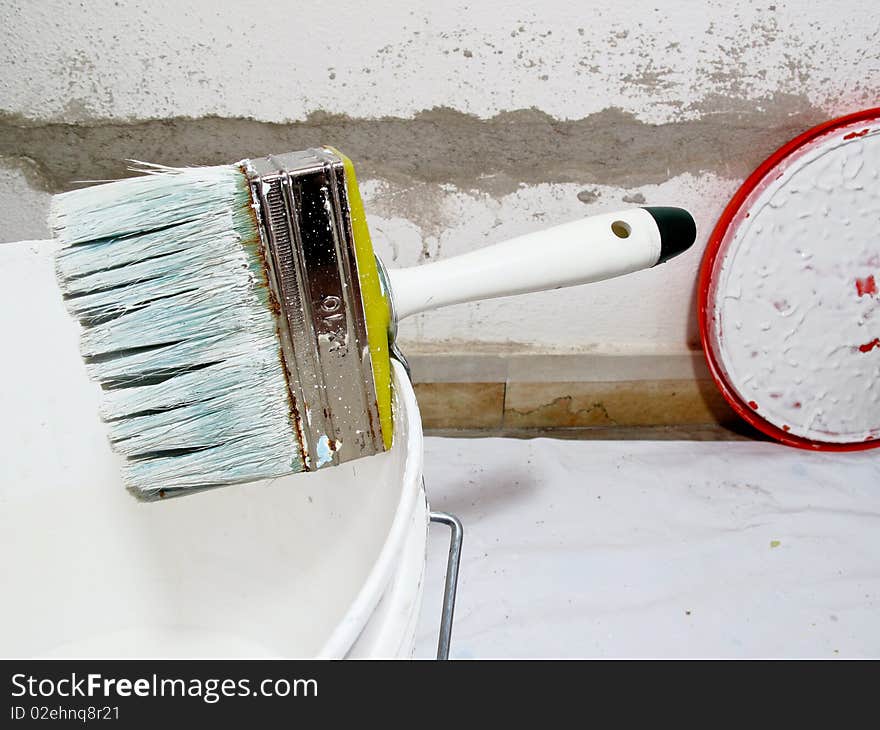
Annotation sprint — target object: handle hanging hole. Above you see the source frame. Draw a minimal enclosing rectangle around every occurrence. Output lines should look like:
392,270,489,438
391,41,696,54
611,220,631,239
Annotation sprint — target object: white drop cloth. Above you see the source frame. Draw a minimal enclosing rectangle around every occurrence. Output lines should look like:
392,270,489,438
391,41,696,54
414,437,880,658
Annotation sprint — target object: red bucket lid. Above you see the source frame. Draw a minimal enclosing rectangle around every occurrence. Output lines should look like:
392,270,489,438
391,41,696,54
699,108,880,451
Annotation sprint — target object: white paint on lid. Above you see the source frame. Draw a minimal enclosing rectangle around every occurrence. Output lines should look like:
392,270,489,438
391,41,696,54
710,121,880,444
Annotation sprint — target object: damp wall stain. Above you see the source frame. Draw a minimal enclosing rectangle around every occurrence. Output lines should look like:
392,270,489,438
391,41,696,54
0,94,825,198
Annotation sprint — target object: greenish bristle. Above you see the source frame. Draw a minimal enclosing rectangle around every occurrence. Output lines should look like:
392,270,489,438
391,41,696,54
51,163,302,499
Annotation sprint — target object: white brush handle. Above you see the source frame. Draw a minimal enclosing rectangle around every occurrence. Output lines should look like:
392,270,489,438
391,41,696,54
387,207,693,320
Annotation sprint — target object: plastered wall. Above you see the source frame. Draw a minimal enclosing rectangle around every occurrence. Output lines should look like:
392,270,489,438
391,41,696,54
1,0,877,360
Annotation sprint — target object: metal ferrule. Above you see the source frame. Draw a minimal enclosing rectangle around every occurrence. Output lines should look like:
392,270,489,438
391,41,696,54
374,253,411,380
244,148,385,470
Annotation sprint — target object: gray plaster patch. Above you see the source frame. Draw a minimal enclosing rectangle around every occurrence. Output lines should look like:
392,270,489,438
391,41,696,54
0,156,51,241
0,95,824,198
576,188,600,204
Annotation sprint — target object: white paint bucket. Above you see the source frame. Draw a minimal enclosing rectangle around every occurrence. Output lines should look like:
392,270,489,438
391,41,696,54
0,241,428,658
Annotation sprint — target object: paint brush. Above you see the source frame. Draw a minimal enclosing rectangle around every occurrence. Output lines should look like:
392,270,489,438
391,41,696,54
51,147,696,500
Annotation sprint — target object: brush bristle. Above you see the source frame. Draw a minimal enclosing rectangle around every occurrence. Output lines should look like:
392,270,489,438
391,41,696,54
51,163,302,499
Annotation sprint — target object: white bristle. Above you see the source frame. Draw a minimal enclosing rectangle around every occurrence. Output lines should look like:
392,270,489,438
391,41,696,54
51,163,302,499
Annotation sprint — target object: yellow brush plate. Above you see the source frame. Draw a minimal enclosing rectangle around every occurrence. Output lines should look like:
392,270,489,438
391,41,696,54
330,148,393,450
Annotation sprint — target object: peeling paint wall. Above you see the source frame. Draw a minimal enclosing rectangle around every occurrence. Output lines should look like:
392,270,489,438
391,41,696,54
1,0,878,356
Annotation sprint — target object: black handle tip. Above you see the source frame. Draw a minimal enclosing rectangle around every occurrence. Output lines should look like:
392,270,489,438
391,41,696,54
643,207,697,264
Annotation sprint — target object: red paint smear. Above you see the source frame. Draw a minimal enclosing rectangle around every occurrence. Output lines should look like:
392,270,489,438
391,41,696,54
782,425,791,432
856,275,877,297
793,402,802,409
843,128,870,140
858,338,880,353
748,400,759,410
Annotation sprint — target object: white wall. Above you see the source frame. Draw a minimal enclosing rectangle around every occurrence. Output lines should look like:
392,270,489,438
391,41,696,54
1,0,877,356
